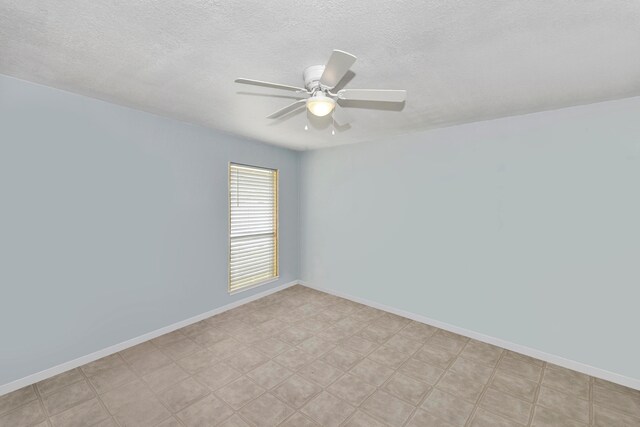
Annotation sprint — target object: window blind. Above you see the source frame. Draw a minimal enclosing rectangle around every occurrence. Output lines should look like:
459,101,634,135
229,163,278,293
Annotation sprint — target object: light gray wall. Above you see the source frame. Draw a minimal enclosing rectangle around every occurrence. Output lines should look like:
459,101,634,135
0,74,299,386
300,97,640,381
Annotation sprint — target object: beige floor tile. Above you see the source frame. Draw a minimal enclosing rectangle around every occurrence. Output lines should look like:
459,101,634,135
470,408,525,426
372,313,411,332
368,345,412,369
531,405,587,427
123,347,172,376
160,337,202,361
398,322,438,342
180,320,210,337
152,330,186,347
215,377,265,410
279,412,321,427
142,363,189,393
252,337,291,358
407,408,456,427
327,374,376,406
498,355,542,382
460,340,504,367
42,379,95,416
593,404,640,427
413,344,458,369
208,337,246,359
449,357,494,384
191,329,230,347
504,351,544,367
256,319,288,338
80,354,123,377
593,382,640,418
101,380,170,426
36,369,84,397
155,416,182,427
157,377,209,413
542,364,590,399
399,358,445,385
218,414,251,427
296,316,330,333
480,388,532,425
436,370,486,402
119,341,156,360
0,399,46,427
385,334,423,354
238,393,294,426
350,358,395,386
224,348,269,373
362,390,415,426
537,385,589,423
272,375,322,409
247,360,293,389
0,386,38,416
316,325,352,343
344,410,387,427
86,362,137,394
383,372,431,405
491,370,538,402
92,418,118,427
340,335,379,356
195,362,241,390
594,378,640,399
298,359,342,387
49,398,109,427
279,326,315,345
297,336,334,357
356,324,396,344
176,394,234,426
176,349,219,374
274,348,316,371
421,388,475,426
301,391,355,427
430,330,468,352
321,346,362,371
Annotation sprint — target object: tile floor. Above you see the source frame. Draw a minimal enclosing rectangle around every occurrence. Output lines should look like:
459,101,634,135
1,285,639,426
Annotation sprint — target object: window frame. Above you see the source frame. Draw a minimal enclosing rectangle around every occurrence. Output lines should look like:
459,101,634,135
228,162,279,294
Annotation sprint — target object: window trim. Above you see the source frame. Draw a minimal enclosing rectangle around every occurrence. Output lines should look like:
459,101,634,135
228,162,279,294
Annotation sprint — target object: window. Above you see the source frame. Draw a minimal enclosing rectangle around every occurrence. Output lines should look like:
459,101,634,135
229,163,278,293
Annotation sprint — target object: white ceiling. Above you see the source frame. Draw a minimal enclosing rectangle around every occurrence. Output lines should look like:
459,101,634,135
1,1,639,150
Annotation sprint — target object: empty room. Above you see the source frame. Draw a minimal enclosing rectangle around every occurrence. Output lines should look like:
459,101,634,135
1,1,639,426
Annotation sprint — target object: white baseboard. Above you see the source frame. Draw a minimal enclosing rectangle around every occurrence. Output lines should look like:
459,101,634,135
301,281,640,391
0,280,299,397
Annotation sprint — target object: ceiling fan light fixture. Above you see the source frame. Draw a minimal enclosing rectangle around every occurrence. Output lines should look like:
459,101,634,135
306,94,335,117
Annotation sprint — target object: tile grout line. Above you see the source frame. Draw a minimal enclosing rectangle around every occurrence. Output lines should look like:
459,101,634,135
78,362,122,427
589,375,594,426
527,360,546,426
408,330,470,426
464,347,507,427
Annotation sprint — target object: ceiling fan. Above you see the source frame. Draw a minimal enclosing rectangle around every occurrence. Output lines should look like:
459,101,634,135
235,50,406,126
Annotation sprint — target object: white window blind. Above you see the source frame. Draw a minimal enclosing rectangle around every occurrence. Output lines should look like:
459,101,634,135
229,163,278,293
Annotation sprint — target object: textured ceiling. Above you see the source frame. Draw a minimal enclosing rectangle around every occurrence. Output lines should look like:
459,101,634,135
1,1,639,150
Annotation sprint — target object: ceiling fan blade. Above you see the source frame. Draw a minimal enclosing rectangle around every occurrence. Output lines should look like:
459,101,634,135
332,105,352,127
337,89,406,103
320,50,357,89
235,78,307,93
266,99,306,119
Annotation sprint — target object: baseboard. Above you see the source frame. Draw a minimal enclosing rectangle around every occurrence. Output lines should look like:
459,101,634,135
0,280,300,397
301,281,640,391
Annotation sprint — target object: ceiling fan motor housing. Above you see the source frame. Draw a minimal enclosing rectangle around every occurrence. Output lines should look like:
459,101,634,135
303,65,326,91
